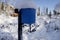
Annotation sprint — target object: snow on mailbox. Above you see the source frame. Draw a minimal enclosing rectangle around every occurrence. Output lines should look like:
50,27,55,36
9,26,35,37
20,8,36,24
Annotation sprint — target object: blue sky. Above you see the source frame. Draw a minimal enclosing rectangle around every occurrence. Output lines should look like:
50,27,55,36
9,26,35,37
32,0,60,12
11,0,60,12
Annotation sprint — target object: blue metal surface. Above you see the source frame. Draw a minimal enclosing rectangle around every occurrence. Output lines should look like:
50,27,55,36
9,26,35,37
19,8,36,24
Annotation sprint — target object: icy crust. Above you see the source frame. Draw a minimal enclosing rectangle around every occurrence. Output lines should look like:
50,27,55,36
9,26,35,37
23,15,60,40
0,14,18,40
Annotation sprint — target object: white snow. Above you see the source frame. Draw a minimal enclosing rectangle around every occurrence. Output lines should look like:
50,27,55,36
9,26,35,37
0,8,60,40
22,15,60,40
0,13,18,40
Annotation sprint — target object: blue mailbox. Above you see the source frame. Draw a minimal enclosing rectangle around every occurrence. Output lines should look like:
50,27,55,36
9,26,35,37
19,8,36,24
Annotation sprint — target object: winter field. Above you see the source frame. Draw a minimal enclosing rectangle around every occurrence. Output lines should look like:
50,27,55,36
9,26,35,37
0,11,60,40
0,12,60,40
22,15,60,40
0,0,60,40
0,13,18,40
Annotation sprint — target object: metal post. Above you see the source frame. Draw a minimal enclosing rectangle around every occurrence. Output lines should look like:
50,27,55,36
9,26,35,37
18,10,22,40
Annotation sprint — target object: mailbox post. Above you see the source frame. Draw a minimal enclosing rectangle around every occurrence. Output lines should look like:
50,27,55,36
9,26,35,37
14,8,22,40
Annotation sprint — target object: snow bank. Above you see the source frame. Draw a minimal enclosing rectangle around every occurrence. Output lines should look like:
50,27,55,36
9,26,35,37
0,14,18,40
23,15,60,40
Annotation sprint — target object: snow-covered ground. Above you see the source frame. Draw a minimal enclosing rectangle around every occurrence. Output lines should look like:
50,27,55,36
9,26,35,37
0,13,18,40
0,11,60,40
22,15,60,40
